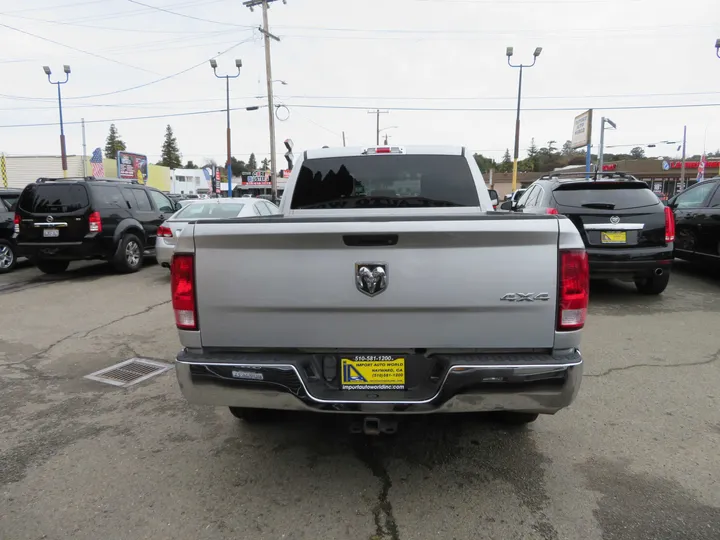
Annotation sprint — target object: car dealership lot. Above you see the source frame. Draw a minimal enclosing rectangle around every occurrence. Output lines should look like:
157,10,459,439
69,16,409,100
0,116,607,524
1,261,719,540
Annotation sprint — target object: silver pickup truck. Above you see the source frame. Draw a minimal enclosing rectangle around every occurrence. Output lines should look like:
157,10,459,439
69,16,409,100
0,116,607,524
171,145,588,433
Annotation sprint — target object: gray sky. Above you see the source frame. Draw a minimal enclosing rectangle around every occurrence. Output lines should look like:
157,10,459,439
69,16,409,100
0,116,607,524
1,0,719,168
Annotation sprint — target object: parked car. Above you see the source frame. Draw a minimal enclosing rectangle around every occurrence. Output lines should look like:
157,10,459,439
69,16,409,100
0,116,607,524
14,177,182,274
156,197,280,268
668,177,720,264
0,187,22,273
170,145,587,431
500,172,674,294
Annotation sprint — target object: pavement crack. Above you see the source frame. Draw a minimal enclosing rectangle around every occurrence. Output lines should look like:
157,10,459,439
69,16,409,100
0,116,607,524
585,348,720,378
353,439,400,540
2,301,171,367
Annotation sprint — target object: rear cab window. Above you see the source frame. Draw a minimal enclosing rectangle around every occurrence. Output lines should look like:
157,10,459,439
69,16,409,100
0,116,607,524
290,154,479,209
18,183,90,213
552,181,661,210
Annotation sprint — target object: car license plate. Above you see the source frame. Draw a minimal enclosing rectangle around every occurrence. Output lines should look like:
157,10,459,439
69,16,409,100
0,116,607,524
341,356,405,391
43,229,59,238
601,231,626,244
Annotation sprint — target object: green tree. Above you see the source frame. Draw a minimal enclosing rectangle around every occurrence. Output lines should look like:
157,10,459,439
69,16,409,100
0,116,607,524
261,157,270,171
104,123,126,158
230,157,247,178
184,160,197,169
159,124,182,169
247,153,258,171
473,153,497,173
561,140,576,156
499,148,512,172
630,146,646,159
526,138,539,171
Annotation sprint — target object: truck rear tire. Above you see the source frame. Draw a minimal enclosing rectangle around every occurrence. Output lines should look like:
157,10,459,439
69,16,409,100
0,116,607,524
494,412,539,426
36,259,70,275
228,407,277,423
634,272,670,295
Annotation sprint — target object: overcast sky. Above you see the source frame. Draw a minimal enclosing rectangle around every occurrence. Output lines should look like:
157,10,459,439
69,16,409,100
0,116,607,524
1,0,719,168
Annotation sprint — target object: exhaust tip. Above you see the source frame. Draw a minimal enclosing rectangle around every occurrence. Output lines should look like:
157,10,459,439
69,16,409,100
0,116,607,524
654,268,664,276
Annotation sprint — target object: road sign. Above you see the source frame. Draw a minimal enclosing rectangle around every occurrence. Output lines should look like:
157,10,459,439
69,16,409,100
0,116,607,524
571,110,593,149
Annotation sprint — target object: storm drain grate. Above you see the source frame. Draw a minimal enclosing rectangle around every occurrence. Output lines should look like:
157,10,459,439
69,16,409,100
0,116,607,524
84,358,172,387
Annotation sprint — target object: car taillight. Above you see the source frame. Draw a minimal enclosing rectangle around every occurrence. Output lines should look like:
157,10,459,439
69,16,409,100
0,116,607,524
664,206,675,243
89,211,102,232
13,213,20,234
546,208,559,215
558,250,589,331
157,225,173,237
171,254,197,330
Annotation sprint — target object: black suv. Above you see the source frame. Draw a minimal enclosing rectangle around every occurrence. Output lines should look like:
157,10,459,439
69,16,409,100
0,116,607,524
15,177,180,274
0,187,22,274
668,177,720,265
500,172,674,294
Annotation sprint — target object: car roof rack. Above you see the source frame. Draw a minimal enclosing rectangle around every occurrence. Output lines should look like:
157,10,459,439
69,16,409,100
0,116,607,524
35,176,141,184
538,171,639,182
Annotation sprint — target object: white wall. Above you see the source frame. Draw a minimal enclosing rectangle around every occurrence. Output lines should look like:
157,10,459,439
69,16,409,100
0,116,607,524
2,155,86,189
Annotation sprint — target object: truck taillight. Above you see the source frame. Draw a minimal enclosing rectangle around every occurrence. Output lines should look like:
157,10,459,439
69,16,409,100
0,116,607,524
157,225,173,237
558,250,589,331
171,254,197,330
13,214,20,234
89,211,102,232
664,206,675,243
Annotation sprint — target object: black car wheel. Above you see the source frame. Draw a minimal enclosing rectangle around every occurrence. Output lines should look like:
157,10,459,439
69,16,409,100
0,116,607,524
0,240,17,274
36,259,70,275
113,233,144,273
634,272,670,295
228,407,278,423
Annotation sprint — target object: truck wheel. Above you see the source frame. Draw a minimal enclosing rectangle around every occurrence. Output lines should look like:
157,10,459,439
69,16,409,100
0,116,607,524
634,272,670,295
494,412,539,426
36,259,70,275
228,407,277,423
113,233,144,273
0,240,17,274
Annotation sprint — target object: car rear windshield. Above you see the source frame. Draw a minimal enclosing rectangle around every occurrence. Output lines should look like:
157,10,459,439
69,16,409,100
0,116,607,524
553,182,660,210
172,202,245,220
290,154,479,209
18,184,90,213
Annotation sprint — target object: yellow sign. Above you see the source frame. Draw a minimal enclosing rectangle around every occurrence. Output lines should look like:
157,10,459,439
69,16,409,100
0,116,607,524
341,357,405,390
601,231,627,244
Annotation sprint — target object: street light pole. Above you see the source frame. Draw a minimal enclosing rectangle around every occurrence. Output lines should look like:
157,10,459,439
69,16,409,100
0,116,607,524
506,47,542,193
210,58,242,198
44,65,70,178
715,38,720,58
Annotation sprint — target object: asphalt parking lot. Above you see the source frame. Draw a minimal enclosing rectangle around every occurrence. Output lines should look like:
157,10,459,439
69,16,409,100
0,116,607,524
1,259,719,540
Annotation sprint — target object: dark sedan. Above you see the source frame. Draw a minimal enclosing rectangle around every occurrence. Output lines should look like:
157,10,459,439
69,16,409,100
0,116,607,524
668,177,720,265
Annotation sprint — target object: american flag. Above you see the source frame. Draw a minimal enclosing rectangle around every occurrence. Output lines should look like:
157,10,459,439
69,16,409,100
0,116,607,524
90,147,104,177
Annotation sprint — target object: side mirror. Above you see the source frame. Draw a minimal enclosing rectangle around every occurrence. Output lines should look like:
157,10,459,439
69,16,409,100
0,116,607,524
487,189,499,207
499,200,513,211
174,202,182,211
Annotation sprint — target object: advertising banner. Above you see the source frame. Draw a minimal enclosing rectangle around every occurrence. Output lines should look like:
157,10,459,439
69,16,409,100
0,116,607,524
571,110,593,149
243,170,271,186
117,151,148,183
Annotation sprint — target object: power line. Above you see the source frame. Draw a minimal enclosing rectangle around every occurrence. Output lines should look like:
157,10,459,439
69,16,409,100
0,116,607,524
65,0,224,24
0,22,159,75
126,0,248,27
0,0,110,15
2,101,720,129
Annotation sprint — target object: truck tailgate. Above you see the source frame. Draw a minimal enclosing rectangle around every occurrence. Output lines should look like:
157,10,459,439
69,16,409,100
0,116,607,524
192,217,560,350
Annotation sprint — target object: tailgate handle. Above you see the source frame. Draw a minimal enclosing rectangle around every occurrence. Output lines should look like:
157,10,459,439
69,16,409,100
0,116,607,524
343,234,398,247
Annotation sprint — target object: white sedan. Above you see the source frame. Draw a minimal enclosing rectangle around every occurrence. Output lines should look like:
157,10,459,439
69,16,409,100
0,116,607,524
155,197,280,268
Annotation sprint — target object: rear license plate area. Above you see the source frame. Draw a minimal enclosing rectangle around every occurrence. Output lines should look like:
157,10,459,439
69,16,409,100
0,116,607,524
341,355,405,391
43,229,59,238
601,231,626,244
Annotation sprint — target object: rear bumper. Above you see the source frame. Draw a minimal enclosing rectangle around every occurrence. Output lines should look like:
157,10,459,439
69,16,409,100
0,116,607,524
587,245,673,278
155,239,175,268
16,238,108,261
175,349,583,415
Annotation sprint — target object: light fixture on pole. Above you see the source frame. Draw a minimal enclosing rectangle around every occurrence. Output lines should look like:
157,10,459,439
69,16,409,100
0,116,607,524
598,117,617,171
506,46,542,192
210,58,242,198
44,65,71,178
715,38,720,59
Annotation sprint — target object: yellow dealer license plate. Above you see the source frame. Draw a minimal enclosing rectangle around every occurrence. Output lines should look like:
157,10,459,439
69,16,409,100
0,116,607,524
341,356,405,391
601,231,626,244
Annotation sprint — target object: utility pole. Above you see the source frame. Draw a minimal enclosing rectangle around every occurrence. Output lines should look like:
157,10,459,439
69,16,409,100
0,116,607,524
342,131,346,147
81,118,87,177
245,0,284,201
367,109,388,145
680,125,687,193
